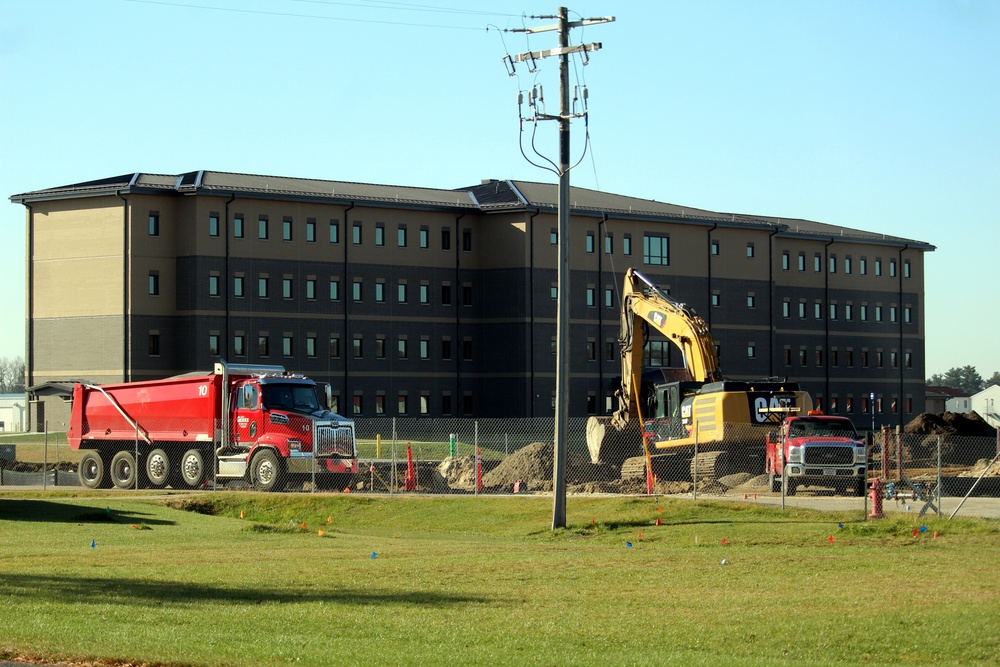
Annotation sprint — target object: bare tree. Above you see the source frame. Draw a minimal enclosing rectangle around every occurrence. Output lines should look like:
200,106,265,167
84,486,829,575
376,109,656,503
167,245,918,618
0,356,25,394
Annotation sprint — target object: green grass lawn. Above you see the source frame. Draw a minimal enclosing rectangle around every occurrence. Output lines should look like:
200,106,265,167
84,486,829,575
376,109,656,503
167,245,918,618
1,492,998,666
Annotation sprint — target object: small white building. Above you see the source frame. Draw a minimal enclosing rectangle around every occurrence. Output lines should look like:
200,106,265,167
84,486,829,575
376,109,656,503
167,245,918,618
970,385,1000,429
0,394,28,433
946,395,972,413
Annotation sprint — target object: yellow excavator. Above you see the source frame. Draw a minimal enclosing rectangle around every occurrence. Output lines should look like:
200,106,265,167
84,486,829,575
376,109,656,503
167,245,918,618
587,268,812,484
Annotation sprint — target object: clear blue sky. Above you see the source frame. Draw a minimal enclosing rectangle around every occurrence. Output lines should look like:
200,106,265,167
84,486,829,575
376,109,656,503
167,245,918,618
2,0,998,380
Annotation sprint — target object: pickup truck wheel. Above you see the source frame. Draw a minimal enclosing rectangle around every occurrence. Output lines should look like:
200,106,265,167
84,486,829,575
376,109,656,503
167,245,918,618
769,473,781,493
110,451,138,489
180,449,206,488
250,449,284,492
79,451,110,489
786,479,798,496
855,479,867,497
146,448,171,488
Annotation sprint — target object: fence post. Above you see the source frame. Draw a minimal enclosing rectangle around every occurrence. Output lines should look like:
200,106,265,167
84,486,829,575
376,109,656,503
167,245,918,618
692,422,698,501
43,421,48,491
937,435,942,515
135,418,140,491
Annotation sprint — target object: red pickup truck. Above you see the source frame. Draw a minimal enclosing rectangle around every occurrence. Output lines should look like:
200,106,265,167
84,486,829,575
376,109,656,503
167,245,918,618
764,414,867,496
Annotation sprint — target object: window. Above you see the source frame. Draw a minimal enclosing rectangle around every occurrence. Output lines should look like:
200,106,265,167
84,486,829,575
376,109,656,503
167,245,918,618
844,256,852,274
890,306,897,323
711,293,720,307
747,343,756,359
258,335,269,356
905,351,913,368
829,303,837,320
904,260,911,279
798,252,806,271
442,227,451,250
586,231,595,254
781,250,789,270
605,233,613,255
889,259,897,278
890,351,898,368
831,350,838,366
375,338,386,359
234,276,245,298
258,217,268,240
875,306,883,322
282,278,293,299
714,240,722,257
209,275,220,297
282,336,293,357
353,395,363,416
814,303,822,320
329,220,340,244
149,213,160,237
420,395,429,415
643,233,669,265
845,304,853,320
282,218,293,241
353,221,362,245
419,339,429,359
623,234,632,256
148,272,159,296
462,284,472,306
462,229,472,251
782,301,790,318
398,282,407,303
329,278,340,301
234,334,245,357
398,338,408,359
586,288,596,307
877,351,884,367
551,285,558,301
259,277,269,299
829,255,836,273
209,214,220,238
209,334,220,356
398,394,408,415
375,282,385,303
875,259,883,276
442,339,452,360
441,394,452,415
149,333,160,356
904,306,912,323
814,253,821,272
329,335,340,358
606,341,615,361
587,340,596,361
815,350,823,366
419,284,429,304
746,242,754,258
375,223,385,247
846,350,854,367
861,351,869,368
798,302,806,319
306,219,316,243
306,279,316,300
441,284,452,305
234,215,244,239
746,294,755,309
860,305,868,321
799,349,807,366
352,279,362,302
462,340,473,361
353,337,363,358
860,258,868,275
605,289,614,308
783,349,792,366
420,226,429,249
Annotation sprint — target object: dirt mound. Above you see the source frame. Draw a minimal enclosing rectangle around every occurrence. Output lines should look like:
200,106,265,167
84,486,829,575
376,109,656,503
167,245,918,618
437,456,477,490
481,441,619,492
904,411,996,437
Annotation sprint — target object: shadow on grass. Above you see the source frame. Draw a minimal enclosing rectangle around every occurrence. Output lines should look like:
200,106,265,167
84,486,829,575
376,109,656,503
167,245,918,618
0,573,486,607
0,499,176,526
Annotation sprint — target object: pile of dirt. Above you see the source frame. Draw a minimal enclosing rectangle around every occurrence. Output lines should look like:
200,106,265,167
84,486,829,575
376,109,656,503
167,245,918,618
961,458,1000,478
904,411,996,437
437,456,478,490
480,441,619,492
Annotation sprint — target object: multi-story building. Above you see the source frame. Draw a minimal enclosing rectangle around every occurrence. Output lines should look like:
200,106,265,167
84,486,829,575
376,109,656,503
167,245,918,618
12,170,933,431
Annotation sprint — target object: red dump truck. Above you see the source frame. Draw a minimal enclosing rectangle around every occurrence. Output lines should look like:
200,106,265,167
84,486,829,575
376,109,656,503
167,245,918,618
67,362,357,492
764,414,867,496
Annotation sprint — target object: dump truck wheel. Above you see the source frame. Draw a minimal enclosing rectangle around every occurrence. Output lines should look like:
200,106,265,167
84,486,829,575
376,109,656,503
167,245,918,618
250,449,284,492
180,448,206,488
146,448,171,488
110,451,138,489
79,451,109,489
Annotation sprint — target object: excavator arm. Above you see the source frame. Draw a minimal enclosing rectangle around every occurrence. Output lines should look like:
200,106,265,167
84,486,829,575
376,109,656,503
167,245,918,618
611,268,722,429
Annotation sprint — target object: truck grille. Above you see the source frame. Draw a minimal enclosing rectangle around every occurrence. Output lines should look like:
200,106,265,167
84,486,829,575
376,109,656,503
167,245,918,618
315,423,357,458
803,446,854,465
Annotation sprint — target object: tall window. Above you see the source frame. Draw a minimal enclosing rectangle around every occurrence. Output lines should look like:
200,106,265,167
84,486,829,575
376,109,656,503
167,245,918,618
586,231,595,254
397,225,407,247
149,213,160,236
209,214,220,238
209,334,220,356
746,242,755,258
208,275,220,297
353,221,362,245
234,276,245,298
306,278,316,300
282,218,293,241
148,272,159,296
258,335,269,356
282,278,292,299
643,233,669,265
397,282,407,303
329,278,340,301
329,220,340,244
623,234,632,256
233,334,245,357
149,333,160,356
442,227,451,250
258,217,268,240
782,250,789,270
259,277,269,299
375,223,385,247
282,336,293,356
234,215,244,239
420,226,429,249
306,219,316,243
352,279,362,302
462,229,472,251
330,335,340,358
604,233,613,254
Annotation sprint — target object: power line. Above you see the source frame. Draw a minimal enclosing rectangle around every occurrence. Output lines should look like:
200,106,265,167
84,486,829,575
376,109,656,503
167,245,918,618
293,0,520,18
124,0,507,30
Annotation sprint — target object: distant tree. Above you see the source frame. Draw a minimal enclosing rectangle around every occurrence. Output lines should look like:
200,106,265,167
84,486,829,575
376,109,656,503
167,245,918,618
0,356,25,394
927,365,984,394
985,371,1000,390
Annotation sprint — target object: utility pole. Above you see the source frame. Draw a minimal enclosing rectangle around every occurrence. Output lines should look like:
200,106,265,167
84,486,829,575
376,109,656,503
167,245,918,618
506,7,614,530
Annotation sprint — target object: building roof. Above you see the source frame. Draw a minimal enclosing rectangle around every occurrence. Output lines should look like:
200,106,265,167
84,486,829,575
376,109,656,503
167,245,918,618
11,170,935,250
925,385,970,399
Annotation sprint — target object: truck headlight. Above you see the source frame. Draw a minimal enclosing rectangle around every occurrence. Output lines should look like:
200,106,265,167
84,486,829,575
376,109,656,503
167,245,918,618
855,447,867,464
787,446,802,464
288,439,302,451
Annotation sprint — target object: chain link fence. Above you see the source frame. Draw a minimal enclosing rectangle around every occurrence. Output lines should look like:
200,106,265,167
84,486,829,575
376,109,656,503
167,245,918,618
3,418,998,517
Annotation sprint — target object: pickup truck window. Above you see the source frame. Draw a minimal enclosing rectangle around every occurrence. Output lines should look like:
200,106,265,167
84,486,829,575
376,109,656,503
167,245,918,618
789,419,858,438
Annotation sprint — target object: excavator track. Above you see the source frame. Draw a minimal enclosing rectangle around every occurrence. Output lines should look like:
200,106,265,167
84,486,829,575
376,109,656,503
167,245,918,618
621,452,728,486
689,451,728,487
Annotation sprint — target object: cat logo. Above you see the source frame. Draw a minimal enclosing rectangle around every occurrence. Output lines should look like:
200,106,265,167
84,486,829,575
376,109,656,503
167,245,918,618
650,311,666,328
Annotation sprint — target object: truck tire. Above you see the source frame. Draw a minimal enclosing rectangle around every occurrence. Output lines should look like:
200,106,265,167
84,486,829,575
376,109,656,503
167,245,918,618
786,479,798,496
79,451,110,489
769,473,781,493
180,448,206,488
855,478,867,497
146,448,171,488
250,449,284,492
110,451,138,489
